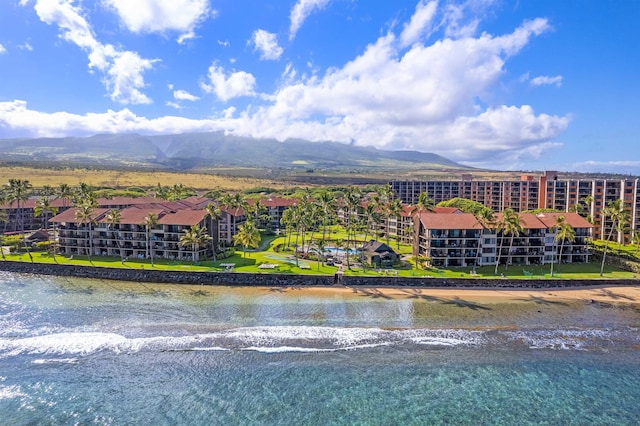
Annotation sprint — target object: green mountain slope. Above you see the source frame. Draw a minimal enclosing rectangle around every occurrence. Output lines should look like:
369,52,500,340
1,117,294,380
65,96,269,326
0,132,472,172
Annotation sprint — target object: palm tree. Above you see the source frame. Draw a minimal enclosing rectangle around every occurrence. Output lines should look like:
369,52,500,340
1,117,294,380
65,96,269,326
473,207,495,273
387,198,404,249
6,179,32,234
343,186,362,270
204,203,222,261
550,215,575,277
600,200,625,276
233,221,260,264
503,208,523,271
493,209,522,275
105,209,124,262
410,192,435,252
0,209,7,261
34,196,58,229
74,199,97,263
179,225,212,263
56,183,74,209
315,190,335,245
142,213,159,267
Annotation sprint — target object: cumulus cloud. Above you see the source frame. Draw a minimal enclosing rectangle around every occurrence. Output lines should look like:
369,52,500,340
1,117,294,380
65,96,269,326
400,0,438,47
289,0,331,41
0,100,222,138
530,75,563,87
250,29,283,60
567,160,640,175
200,63,256,102
173,89,200,101
0,43,6,54
27,0,156,104
103,0,211,43
3,2,570,168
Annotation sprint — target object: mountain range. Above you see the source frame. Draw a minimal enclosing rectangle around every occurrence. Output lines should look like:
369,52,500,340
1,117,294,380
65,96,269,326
0,132,472,174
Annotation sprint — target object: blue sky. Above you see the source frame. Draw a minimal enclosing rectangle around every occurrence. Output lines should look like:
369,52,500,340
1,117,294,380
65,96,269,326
0,0,638,174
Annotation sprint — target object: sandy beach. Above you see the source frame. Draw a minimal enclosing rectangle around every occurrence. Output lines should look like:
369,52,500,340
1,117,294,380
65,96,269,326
255,284,640,306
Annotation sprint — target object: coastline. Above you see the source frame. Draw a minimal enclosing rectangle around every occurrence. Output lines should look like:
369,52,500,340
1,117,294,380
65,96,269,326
1,260,639,297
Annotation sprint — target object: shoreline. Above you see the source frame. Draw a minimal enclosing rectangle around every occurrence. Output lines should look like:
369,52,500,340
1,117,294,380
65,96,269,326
1,259,639,292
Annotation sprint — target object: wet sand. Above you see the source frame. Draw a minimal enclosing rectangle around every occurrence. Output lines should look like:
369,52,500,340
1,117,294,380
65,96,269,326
254,285,640,305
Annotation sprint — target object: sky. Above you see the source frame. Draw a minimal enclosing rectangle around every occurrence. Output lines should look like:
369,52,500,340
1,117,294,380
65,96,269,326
0,0,639,174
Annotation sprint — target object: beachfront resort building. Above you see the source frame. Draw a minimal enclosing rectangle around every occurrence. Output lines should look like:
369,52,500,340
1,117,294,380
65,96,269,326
414,211,593,268
391,171,640,243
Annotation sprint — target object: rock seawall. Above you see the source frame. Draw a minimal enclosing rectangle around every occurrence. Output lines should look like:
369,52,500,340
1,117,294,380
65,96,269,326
1,261,637,288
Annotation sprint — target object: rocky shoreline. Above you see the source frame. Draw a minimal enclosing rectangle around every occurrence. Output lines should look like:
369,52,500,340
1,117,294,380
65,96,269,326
1,260,637,288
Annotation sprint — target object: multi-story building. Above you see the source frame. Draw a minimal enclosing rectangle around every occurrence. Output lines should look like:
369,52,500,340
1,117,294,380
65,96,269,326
414,212,593,269
392,172,640,243
51,204,215,261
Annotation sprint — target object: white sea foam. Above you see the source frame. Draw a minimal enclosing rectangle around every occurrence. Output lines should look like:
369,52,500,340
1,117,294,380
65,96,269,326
32,358,79,365
0,384,27,400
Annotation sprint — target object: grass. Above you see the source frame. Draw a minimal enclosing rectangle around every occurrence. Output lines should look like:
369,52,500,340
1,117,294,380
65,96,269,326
0,165,289,191
3,247,637,280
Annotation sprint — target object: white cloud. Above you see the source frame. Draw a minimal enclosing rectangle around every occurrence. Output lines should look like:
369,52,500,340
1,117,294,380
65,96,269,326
19,42,33,51
0,100,222,137
530,75,563,87
564,160,640,175
27,0,156,104
3,3,570,168
0,44,6,54
200,63,256,102
400,0,438,47
250,29,283,61
217,40,230,48
173,89,200,101
103,0,211,44
165,101,183,109
289,0,331,41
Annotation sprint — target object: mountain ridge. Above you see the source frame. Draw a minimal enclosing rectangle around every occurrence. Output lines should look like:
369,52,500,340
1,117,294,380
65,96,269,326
0,131,473,173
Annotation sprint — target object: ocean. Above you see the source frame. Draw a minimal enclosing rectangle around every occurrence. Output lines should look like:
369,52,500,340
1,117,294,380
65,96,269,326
1,271,638,425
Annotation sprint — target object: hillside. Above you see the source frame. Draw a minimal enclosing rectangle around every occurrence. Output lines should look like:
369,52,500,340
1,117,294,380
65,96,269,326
0,132,473,174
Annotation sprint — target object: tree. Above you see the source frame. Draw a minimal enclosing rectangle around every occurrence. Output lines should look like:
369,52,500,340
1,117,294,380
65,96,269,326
599,200,625,276
550,215,575,277
473,207,495,273
204,203,222,261
105,209,124,262
411,192,435,253
6,179,32,234
34,196,58,229
633,231,640,256
343,186,363,270
387,198,404,249
74,198,97,264
503,208,523,270
56,183,74,208
179,225,212,263
0,209,7,261
315,190,335,245
142,213,159,267
493,208,522,275
233,221,260,264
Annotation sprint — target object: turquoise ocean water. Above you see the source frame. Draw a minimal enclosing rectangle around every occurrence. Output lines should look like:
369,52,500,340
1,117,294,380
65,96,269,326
0,271,639,425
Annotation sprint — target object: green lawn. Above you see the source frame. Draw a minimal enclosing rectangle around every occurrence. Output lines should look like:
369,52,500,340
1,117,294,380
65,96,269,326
3,248,637,280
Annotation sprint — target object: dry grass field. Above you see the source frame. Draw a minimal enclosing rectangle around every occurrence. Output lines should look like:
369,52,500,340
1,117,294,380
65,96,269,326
0,165,291,191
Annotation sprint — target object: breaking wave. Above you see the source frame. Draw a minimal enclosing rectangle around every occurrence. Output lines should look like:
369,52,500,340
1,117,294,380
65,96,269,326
0,325,634,360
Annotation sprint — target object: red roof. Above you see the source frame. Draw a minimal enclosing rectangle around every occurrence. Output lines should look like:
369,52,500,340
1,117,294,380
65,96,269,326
158,209,208,226
535,212,594,229
49,208,110,223
98,208,167,225
419,213,483,230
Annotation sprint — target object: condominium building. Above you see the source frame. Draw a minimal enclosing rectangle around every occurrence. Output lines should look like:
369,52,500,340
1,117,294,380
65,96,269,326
414,211,592,269
391,171,640,242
